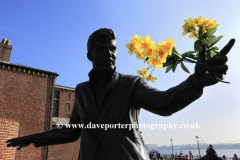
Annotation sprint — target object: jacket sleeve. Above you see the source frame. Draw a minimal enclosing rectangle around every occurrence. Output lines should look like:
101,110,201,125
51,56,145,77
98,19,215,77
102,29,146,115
33,99,81,147
133,74,203,116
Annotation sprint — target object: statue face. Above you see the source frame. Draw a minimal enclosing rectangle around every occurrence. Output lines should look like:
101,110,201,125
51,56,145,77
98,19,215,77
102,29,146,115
91,39,117,71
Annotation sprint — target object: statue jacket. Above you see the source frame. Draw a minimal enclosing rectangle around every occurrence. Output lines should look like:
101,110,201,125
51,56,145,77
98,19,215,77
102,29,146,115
33,69,203,160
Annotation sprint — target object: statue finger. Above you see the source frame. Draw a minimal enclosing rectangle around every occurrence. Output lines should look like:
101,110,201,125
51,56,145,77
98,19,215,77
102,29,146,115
7,143,13,147
207,56,228,65
208,65,228,73
17,146,22,150
220,39,235,56
6,138,16,143
7,141,17,147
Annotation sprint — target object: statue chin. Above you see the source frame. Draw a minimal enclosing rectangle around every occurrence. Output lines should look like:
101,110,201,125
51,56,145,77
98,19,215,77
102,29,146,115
95,65,115,72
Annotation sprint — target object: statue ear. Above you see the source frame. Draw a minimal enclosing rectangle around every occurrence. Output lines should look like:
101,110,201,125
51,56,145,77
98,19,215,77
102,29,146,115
87,52,92,61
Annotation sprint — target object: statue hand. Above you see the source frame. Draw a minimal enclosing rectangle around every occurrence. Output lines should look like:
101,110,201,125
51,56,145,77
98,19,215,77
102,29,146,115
6,135,34,150
194,39,235,87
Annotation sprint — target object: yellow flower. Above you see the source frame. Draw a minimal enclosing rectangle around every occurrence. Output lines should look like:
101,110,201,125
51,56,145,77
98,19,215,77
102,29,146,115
133,34,141,44
125,35,141,55
158,38,175,56
137,67,148,79
208,20,219,29
140,35,155,57
154,43,168,63
146,75,158,83
182,17,194,36
189,31,198,41
144,44,155,57
193,16,204,25
134,44,145,60
147,58,163,69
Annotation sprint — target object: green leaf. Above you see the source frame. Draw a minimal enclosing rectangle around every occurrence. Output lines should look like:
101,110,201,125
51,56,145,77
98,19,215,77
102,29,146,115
164,56,177,67
201,39,209,45
198,25,203,37
209,36,223,47
172,59,180,73
181,62,190,73
208,35,216,41
194,40,202,52
166,64,172,73
210,46,219,50
206,28,217,37
210,50,218,56
182,51,200,61
182,51,195,57
213,50,221,56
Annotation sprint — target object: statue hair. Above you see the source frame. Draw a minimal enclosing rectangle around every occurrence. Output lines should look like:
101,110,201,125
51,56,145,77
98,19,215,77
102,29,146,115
87,28,116,55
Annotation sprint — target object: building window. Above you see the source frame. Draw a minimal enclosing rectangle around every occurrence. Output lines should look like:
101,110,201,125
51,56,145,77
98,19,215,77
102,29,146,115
67,93,71,100
54,91,60,99
66,103,70,111
53,100,59,117
53,91,60,117
66,114,70,118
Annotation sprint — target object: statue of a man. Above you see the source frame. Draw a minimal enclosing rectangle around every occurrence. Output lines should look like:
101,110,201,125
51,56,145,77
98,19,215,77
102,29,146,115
6,28,235,160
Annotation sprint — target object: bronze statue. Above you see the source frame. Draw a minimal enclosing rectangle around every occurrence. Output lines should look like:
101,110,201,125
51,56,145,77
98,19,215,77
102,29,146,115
6,28,235,160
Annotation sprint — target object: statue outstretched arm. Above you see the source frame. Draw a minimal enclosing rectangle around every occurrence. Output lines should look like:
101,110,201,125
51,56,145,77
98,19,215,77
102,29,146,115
6,101,81,150
33,103,81,147
133,75,202,116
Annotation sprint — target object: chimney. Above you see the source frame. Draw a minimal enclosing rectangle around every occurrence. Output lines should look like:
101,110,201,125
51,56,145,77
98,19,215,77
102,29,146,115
0,38,12,62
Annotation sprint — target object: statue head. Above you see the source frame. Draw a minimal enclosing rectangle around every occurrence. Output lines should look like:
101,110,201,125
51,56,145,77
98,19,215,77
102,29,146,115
87,28,117,71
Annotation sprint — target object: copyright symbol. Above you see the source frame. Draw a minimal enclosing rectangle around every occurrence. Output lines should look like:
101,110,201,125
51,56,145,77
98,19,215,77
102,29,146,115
56,121,64,129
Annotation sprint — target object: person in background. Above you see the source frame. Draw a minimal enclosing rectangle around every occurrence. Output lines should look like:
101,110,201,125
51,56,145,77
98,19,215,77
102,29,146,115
149,152,153,159
199,147,221,160
206,144,214,156
175,152,179,160
164,155,169,160
180,151,184,160
232,153,239,160
156,151,161,160
151,155,156,160
186,154,189,160
223,155,229,160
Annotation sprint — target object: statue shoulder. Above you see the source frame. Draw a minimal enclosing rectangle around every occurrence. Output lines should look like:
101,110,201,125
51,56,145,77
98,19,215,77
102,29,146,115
117,72,141,83
75,81,88,90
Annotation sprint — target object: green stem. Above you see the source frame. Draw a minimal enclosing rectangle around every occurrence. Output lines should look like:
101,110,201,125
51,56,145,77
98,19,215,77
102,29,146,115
150,69,154,75
172,47,182,59
147,65,153,70
213,73,230,84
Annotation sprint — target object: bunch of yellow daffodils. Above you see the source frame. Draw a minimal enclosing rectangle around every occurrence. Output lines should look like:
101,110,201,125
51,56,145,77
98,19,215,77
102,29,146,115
126,16,225,83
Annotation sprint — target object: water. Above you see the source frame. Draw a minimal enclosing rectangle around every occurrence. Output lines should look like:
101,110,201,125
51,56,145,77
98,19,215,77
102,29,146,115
155,149,240,158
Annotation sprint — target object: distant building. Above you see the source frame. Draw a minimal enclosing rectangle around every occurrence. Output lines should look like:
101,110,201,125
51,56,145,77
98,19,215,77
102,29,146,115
146,144,158,148
0,38,80,160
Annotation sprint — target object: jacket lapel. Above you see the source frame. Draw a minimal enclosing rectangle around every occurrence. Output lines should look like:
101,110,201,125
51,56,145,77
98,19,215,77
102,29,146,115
98,72,118,108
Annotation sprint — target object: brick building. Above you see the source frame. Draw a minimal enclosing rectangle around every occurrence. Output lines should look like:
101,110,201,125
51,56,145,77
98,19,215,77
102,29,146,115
0,38,80,160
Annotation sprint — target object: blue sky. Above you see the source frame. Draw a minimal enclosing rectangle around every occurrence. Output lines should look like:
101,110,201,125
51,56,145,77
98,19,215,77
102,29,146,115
1,0,240,146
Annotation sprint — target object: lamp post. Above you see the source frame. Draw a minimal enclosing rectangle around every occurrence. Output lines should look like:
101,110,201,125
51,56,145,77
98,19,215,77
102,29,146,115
195,136,201,158
189,151,192,160
170,139,173,160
